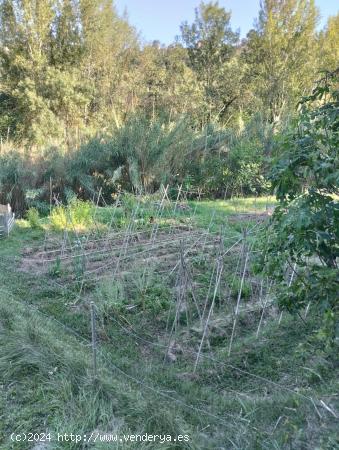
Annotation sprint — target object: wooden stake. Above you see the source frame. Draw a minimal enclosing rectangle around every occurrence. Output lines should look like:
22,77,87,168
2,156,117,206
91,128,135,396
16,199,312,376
194,259,223,372
194,247,224,373
228,243,249,357
90,302,97,380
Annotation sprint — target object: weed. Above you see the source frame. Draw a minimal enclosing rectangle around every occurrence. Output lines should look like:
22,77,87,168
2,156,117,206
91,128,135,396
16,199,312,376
229,275,252,300
50,199,94,231
26,208,42,230
49,256,62,278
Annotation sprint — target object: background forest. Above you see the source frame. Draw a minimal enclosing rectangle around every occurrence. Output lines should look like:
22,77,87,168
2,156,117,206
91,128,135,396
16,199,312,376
0,0,338,214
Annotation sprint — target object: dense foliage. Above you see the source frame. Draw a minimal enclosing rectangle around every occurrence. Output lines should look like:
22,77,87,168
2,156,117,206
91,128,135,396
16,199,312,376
0,1,338,214
257,69,339,344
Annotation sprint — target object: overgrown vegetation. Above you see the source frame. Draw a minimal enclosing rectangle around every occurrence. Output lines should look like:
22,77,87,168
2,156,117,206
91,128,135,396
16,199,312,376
257,69,339,346
0,1,338,214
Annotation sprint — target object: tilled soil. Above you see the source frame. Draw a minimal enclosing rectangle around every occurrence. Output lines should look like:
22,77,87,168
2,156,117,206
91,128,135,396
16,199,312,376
20,226,221,283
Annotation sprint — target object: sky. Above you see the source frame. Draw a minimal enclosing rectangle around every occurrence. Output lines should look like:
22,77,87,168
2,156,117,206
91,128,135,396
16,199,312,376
115,0,339,44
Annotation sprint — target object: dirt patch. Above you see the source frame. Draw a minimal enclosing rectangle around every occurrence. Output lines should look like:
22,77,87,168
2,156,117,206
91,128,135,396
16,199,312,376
20,226,220,284
228,211,272,223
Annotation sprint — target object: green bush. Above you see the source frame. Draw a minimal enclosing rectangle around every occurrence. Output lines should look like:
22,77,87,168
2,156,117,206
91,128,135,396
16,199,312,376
50,199,94,231
26,208,42,230
257,69,339,346
180,118,272,197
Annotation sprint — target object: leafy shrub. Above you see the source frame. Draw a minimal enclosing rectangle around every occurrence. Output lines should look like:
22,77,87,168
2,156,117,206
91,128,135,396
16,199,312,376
180,118,272,197
120,193,139,216
257,69,339,346
50,206,67,230
50,199,94,231
25,189,50,216
26,208,42,230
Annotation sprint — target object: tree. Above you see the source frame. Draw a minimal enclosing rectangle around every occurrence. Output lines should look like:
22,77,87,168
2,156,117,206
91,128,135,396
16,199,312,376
78,0,138,128
0,0,137,144
180,1,240,126
318,14,339,72
257,69,339,344
0,0,54,141
0,0,88,143
243,0,319,129
51,0,83,67
124,43,201,124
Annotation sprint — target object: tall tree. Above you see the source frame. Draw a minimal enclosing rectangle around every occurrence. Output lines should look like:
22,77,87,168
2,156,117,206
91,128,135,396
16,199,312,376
124,42,200,123
243,0,319,128
0,0,137,143
51,0,83,67
180,1,240,126
318,14,339,72
0,0,59,142
78,0,137,128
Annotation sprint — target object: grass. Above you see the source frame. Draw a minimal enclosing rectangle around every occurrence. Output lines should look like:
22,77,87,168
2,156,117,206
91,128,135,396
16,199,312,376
0,197,337,449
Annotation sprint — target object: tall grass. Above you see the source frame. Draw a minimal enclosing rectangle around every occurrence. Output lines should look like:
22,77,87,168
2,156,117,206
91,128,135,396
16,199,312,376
0,114,274,217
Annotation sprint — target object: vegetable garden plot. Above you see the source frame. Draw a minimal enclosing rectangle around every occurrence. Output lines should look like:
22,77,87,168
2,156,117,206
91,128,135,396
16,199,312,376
21,225,222,283
20,208,276,365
